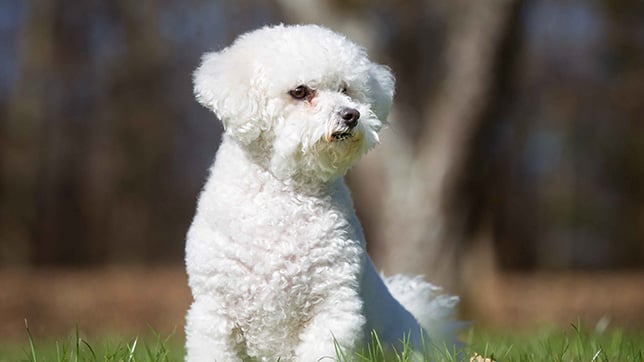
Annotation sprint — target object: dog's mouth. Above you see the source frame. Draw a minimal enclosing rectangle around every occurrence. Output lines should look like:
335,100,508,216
331,131,353,141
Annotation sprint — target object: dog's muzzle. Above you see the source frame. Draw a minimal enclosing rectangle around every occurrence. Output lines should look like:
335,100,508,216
330,107,360,141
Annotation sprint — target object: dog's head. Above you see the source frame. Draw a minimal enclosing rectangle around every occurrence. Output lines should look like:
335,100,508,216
194,24,394,183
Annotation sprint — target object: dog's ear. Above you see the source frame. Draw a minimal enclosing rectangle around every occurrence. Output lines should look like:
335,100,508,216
367,63,395,123
193,50,265,144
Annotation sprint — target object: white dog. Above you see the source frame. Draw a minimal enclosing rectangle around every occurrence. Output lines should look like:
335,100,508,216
185,24,460,361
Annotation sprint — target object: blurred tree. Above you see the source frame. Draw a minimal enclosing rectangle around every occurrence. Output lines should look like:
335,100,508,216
2,0,59,264
477,0,644,270
0,0,268,265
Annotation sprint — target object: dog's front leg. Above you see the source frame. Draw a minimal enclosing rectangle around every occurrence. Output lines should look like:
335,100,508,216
294,289,365,361
185,297,245,362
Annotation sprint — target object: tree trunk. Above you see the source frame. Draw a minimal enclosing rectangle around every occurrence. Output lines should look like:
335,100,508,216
375,0,520,287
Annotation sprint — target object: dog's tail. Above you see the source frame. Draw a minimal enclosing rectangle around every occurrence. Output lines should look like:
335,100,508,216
383,274,465,350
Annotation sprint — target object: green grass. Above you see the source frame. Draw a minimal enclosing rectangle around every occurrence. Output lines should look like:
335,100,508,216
463,324,644,362
1,322,642,361
0,321,184,362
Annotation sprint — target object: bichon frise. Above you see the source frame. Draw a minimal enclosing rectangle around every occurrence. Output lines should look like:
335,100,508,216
185,24,460,361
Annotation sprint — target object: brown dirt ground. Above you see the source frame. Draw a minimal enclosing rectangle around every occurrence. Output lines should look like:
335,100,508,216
0,266,191,342
1,266,643,342
463,269,644,331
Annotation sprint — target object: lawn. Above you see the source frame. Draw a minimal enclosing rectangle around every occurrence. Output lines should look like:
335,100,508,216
0,322,184,362
464,325,643,362
1,323,642,361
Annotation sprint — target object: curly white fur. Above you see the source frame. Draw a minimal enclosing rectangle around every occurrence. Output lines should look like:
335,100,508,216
185,24,460,361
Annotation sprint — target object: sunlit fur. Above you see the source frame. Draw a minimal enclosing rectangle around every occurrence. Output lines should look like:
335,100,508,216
185,24,459,362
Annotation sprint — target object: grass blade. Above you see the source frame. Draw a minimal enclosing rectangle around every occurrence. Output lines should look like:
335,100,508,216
24,319,37,362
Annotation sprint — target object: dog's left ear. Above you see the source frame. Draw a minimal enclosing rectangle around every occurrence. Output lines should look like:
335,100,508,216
193,49,266,145
367,63,395,123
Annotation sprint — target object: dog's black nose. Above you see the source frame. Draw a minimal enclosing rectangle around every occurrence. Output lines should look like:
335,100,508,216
340,108,360,129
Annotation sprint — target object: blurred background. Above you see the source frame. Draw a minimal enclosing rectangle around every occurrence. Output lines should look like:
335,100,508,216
1,0,643,342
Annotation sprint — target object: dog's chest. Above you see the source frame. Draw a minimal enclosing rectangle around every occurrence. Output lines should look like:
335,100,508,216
214,187,365,330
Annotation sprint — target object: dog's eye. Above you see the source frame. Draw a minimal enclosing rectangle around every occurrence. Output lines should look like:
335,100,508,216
289,85,311,100
340,86,348,94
